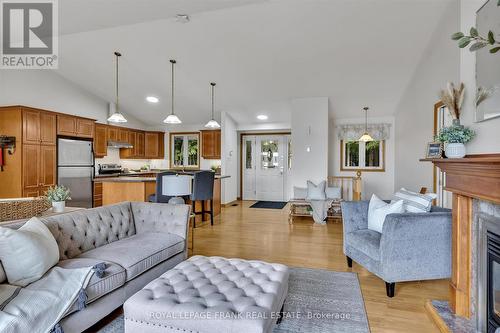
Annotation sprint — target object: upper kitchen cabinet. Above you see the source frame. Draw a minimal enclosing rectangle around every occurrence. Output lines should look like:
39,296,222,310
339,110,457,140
57,114,95,138
144,132,164,159
94,124,108,158
22,108,56,145
107,126,119,142
136,131,145,158
201,130,221,159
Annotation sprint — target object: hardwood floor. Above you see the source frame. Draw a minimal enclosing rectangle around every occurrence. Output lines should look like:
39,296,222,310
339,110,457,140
191,200,447,333
89,200,447,332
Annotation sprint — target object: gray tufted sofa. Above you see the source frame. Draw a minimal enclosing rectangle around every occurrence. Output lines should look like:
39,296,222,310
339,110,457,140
0,201,191,332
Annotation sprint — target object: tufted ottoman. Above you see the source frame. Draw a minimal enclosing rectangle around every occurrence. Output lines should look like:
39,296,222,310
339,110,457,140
123,256,289,333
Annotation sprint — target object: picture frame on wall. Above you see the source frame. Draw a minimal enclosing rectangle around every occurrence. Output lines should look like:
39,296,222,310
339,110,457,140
426,142,443,159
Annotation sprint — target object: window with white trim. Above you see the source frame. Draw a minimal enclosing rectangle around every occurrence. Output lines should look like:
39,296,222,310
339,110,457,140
341,140,384,171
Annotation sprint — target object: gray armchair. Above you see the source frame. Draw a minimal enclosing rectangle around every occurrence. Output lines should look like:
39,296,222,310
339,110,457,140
341,200,452,297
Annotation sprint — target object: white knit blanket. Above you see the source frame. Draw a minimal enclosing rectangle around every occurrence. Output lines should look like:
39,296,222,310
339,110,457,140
308,199,333,224
0,266,93,333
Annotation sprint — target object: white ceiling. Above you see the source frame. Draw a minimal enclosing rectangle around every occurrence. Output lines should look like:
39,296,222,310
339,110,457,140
59,0,265,35
56,0,455,126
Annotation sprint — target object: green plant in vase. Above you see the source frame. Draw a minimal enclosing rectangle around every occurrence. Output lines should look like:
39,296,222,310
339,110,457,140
45,185,71,213
436,125,476,159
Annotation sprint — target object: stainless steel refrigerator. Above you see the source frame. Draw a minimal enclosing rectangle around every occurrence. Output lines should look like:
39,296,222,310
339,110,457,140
57,138,94,208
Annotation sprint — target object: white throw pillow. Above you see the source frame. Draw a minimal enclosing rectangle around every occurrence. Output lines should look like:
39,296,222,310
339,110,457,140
394,188,437,213
293,186,308,200
325,186,342,200
368,194,405,233
0,217,59,287
306,181,327,201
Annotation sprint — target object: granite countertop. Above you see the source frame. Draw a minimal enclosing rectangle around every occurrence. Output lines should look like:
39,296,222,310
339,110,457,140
94,174,230,182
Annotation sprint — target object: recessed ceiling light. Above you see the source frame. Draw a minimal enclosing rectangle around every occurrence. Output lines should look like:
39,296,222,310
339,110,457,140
175,14,190,23
257,115,268,120
146,96,159,103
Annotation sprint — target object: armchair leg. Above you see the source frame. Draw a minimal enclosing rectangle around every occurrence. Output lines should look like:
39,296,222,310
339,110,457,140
346,256,353,268
385,282,395,298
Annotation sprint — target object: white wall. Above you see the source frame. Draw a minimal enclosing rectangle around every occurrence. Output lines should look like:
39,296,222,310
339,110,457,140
291,97,329,188
394,0,460,192
0,70,148,129
221,112,238,204
459,0,500,153
330,117,395,200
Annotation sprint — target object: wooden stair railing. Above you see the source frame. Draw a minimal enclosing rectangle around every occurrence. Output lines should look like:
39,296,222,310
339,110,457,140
328,171,362,201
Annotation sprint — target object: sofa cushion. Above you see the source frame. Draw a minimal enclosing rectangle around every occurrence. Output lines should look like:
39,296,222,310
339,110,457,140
58,258,126,304
42,202,136,260
79,232,184,281
346,229,381,261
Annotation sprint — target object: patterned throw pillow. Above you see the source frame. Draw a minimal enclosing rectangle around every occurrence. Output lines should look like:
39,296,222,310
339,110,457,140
394,188,437,213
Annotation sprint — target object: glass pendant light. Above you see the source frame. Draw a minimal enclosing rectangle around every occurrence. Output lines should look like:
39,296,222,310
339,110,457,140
163,59,182,124
205,82,221,129
359,107,374,142
107,52,127,123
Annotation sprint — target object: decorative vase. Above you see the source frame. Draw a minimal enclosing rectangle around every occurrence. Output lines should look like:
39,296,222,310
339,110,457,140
52,201,65,213
452,118,461,126
445,143,466,158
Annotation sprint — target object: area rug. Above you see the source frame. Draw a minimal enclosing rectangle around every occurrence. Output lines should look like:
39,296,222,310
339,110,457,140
249,201,288,209
97,267,370,333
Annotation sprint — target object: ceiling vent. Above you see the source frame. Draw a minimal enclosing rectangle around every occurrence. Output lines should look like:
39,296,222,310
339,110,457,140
175,14,190,23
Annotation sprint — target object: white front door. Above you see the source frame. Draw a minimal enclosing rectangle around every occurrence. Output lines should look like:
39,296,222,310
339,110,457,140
256,136,285,201
242,135,289,202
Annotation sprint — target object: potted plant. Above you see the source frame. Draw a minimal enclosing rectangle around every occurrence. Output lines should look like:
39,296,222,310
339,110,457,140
436,125,476,158
45,185,71,213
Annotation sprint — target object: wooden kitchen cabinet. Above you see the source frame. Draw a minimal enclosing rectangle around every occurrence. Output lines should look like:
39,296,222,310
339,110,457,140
119,128,129,143
57,114,77,136
39,145,56,190
120,130,136,158
144,132,159,158
107,126,119,142
57,114,95,138
40,112,57,145
76,118,94,138
22,109,56,145
22,144,40,195
201,130,221,159
136,131,145,158
93,182,103,207
94,124,108,157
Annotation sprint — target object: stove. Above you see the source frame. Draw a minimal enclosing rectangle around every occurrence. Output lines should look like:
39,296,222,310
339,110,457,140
98,163,122,175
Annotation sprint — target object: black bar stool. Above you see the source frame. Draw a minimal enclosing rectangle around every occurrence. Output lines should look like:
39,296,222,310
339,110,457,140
191,171,215,227
148,171,177,203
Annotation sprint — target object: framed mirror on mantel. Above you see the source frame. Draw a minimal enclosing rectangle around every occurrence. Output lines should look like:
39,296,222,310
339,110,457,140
475,0,500,122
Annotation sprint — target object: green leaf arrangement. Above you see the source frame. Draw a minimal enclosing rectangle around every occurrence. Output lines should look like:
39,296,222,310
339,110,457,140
451,2,500,54
45,185,72,202
436,125,476,144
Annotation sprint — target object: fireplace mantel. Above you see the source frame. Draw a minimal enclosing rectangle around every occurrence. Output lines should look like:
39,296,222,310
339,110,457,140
421,154,500,332
421,154,500,203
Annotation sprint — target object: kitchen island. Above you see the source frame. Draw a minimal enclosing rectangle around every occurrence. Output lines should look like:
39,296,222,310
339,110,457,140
94,174,229,223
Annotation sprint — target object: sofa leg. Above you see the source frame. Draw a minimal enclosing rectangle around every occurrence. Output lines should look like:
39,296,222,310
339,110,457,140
385,282,395,298
346,256,353,268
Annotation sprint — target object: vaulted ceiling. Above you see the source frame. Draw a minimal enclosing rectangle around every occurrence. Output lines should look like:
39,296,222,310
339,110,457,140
55,0,455,126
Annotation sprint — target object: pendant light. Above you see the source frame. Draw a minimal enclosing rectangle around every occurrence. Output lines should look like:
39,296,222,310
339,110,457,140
107,51,127,123
204,82,221,129
359,106,374,142
163,59,182,124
